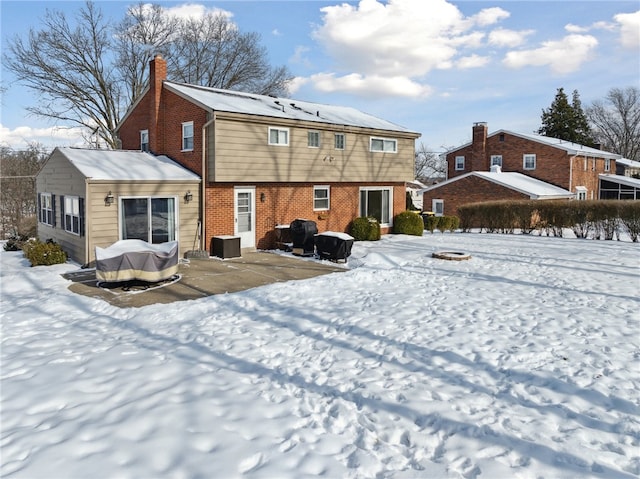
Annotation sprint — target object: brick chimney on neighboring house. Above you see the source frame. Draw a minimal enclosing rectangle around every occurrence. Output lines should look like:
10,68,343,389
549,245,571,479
149,54,167,154
471,122,488,171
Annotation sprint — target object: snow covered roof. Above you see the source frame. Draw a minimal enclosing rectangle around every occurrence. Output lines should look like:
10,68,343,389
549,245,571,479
599,174,640,188
164,81,418,134
55,148,200,181
616,158,640,168
420,171,574,199
447,128,621,160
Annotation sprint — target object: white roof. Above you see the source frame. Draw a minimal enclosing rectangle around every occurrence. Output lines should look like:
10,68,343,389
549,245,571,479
164,82,417,134
617,158,640,168
421,171,574,199
56,148,200,181
599,174,640,188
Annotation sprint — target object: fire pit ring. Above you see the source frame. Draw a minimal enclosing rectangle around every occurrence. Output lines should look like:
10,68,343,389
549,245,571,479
432,251,471,261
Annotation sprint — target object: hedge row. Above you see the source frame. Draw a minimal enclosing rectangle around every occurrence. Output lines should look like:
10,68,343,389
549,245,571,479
423,215,460,234
457,200,640,241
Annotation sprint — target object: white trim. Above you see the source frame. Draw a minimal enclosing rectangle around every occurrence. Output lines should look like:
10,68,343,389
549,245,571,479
455,156,465,171
359,186,393,226
39,192,54,226
268,127,289,146
118,195,180,244
432,199,444,216
140,129,149,152
334,133,345,150
234,186,256,248
182,121,194,151
523,153,536,170
63,195,81,236
308,131,320,148
370,136,397,153
313,185,330,211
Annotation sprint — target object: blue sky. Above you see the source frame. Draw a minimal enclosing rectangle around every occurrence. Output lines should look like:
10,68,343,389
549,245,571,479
1,0,639,153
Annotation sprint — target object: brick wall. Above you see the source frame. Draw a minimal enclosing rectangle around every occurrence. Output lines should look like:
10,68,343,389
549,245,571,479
423,175,529,217
205,182,405,250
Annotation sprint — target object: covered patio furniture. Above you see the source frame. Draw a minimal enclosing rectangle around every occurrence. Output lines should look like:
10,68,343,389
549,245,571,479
95,240,179,283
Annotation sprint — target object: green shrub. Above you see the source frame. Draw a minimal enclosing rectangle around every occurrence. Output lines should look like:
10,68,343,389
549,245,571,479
447,216,460,232
424,215,440,234
350,216,381,241
438,215,453,233
393,211,424,236
22,238,67,266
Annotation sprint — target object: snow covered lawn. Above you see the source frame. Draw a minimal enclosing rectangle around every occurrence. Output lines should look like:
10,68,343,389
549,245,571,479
1,232,639,478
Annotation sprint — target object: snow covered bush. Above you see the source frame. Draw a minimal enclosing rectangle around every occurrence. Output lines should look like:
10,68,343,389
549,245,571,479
350,216,380,241
22,238,67,266
393,211,424,236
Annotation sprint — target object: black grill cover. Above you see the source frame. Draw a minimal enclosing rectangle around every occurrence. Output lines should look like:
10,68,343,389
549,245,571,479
290,219,318,254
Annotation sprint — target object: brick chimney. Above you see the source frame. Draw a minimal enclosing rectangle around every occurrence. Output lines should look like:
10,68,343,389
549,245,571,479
471,122,488,171
149,54,167,154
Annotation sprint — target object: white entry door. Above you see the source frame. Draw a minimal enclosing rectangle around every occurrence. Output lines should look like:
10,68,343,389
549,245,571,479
234,187,255,248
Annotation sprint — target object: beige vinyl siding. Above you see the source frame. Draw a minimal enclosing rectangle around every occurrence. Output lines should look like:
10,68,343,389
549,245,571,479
36,150,88,263
208,114,416,183
86,181,200,264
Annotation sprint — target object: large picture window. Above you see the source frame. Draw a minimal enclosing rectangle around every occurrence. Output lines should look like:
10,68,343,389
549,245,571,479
370,137,397,153
360,187,392,225
121,197,176,244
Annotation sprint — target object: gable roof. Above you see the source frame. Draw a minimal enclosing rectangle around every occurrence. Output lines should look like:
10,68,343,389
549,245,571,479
599,174,640,188
162,81,418,134
448,129,621,160
54,148,200,181
617,158,640,169
420,171,574,200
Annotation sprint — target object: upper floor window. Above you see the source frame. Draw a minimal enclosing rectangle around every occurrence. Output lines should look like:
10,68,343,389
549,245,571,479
38,193,54,226
455,156,465,171
63,195,82,236
182,122,194,151
370,137,397,153
490,155,502,167
499,133,505,142
604,158,611,172
334,133,345,150
523,154,536,170
269,127,289,146
140,130,149,152
313,185,330,210
308,131,320,148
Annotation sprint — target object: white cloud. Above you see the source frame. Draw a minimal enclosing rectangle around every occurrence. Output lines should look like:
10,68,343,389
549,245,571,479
469,7,510,27
614,10,640,49
503,34,598,75
289,46,312,68
488,28,534,47
298,73,432,98
160,3,233,22
0,124,87,149
456,54,490,69
564,23,587,34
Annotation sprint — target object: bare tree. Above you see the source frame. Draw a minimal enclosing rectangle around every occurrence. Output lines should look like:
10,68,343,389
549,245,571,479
587,86,640,161
0,144,48,238
4,2,121,148
415,143,446,182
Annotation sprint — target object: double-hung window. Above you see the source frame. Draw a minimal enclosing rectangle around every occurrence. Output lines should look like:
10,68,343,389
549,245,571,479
455,156,465,171
490,155,502,167
523,154,536,170
268,127,289,146
370,137,397,153
63,196,82,235
182,122,194,151
432,199,444,216
604,158,611,172
313,186,330,211
308,131,320,148
140,130,149,152
39,193,54,226
360,187,392,225
334,133,345,150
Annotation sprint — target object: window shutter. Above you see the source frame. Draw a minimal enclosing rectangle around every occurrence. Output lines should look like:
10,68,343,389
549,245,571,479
60,195,65,230
79,198,85,237
52,195,57,228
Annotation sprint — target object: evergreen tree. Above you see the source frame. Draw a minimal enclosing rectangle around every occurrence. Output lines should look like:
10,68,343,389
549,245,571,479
538,88,596,146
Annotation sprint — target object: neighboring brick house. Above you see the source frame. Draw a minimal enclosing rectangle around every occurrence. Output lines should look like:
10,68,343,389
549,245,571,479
116,56,420,252
423,122,621,216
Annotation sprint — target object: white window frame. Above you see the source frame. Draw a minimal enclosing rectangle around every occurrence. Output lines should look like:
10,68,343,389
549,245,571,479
575,186,587,201
39,193,54,226
490,155,502,167
119,196,179,244
359,186,393,226
313,185,330,211
370,137,397,153
140,129,149,152
604,158,611,172
308,131,320,148
63,195,81,235
455,156,465,171
523,154,536,170
268,127,289,146
432,199,444,217
334,133,345,150
182,122,194,151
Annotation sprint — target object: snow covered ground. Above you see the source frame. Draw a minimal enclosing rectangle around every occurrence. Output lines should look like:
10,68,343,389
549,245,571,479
1,232,639,479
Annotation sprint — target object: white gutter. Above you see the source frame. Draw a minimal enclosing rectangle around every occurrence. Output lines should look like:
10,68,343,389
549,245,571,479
201,114,215,251
569,154,577,193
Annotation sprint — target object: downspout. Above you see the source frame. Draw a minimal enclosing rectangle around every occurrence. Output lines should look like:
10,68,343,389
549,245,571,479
85,178,90,266
201,113,215,251
569,154,577,195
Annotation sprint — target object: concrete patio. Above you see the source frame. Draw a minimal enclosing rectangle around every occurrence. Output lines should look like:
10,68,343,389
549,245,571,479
63,251,347,308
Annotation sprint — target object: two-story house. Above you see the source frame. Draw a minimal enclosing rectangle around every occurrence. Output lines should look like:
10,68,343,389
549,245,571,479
422,122,621,216
117,55,420,252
